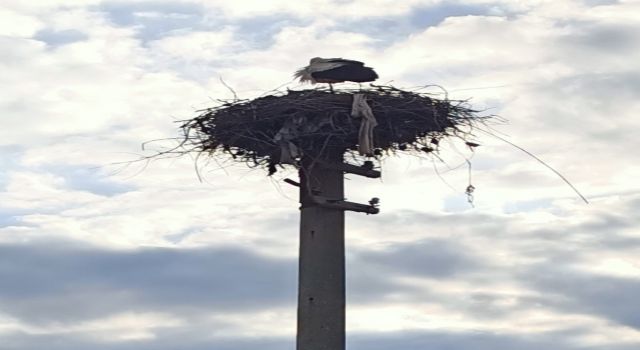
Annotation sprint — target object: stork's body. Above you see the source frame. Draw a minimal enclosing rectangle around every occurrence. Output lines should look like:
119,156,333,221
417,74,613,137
295,57,378,91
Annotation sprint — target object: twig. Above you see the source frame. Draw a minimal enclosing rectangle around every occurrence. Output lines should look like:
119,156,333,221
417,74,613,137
476,127,589,204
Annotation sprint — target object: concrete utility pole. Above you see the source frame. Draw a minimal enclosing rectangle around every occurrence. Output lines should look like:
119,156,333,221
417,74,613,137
293,153,380,350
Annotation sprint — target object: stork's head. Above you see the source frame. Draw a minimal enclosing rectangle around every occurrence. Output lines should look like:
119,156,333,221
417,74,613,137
294,65,315,84
293,57,339,84
294,57,330,84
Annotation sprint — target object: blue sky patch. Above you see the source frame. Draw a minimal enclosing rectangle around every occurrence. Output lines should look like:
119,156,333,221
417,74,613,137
0,208,36,229
98,1,308,51
38,164,135,197
33,29,88,47
0,146,22,191
232,15,310,50
503,198,553,213
96,2,312,81
0,213,20,228
409,3,500,29
583,0,619,6
332,2,514,48
98,0,208,42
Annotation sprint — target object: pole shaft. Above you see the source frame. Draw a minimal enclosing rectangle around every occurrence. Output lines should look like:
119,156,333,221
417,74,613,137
297,155,345,350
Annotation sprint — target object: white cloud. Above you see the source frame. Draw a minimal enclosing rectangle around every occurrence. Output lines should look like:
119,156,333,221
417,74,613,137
203,0,438,19
0,311,184,342
0,171,101,211
0,9,44,37
149,29,236,62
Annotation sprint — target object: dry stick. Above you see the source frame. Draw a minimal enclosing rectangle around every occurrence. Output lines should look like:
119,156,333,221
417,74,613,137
476,127,589,204
141,137,186,151
432,159,459,193
194,151,207,182
219,77,239,101
107,137,195,179
260,78,300,97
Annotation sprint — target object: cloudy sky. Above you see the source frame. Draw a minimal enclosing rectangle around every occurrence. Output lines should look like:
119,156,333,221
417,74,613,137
1,0,640,349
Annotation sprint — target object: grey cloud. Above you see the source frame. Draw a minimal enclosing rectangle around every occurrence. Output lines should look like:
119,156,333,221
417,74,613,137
1,333,291,350
347,238,484,305
578,213,635,233
524,71,640,153
0,237,465,324
350,238,481,279
574,24,639,53
0,234,485,325
1,197,639,348
557,72,640,100
554,20,640,68
522,266,640,329
348,195,640,303
503,198,554,213
38,164,136,197
0,242,297,324
350,210,512,241
5,326,634,350
520,205,640,254
454,291,541,319
583,0,620,7
348,328,609,350
345,212,494,303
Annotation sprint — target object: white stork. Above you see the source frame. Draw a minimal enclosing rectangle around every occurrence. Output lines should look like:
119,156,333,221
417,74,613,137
294,57,378,92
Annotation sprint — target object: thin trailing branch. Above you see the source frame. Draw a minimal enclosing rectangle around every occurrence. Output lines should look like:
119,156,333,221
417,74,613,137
476,127,589,204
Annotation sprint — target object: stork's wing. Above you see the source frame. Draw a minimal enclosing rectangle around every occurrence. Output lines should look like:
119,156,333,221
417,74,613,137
326,58,365,66
311,64,378,83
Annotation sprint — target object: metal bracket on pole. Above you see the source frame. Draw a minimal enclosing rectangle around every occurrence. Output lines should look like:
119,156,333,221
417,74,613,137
318,160,380,178
285,178,380,214
287,160,381,214
308,195,380,214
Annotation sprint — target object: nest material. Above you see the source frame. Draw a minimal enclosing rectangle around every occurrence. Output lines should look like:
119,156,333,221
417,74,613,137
180,85,486,174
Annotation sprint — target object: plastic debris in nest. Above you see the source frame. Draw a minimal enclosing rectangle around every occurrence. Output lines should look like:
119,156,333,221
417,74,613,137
179,85,489,175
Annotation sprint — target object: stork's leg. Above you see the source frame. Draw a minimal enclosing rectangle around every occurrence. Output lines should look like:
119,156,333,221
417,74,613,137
329,83,334,93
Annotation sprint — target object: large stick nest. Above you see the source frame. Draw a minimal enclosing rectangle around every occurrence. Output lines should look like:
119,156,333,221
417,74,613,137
178,85,488,175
